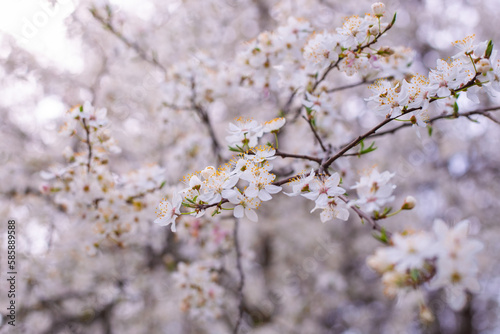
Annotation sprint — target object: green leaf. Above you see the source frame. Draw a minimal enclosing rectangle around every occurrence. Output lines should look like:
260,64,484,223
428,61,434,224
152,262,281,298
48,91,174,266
427,125,433,137
159,181,166,189
453,101,459,117
358,140,377,156
410,269,420,282
373,228,389,244
310,117,316,127
228,145,244,153
485,40,494,59
389,12,397,27
466,116,479,123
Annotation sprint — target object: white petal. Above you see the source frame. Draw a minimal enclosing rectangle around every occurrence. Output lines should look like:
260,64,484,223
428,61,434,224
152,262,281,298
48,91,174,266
234,205,244,218
265,184,282,194
258,190,272,201
245,186,259,198
245,208,258,222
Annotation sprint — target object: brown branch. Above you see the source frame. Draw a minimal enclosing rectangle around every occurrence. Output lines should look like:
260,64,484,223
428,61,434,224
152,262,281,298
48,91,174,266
325,78,379,93
81,118,92,173
322,116,394,169
367,106,500,139
233,219,245,334
190,77,222,163
303,115,328,152
275,150,322,164
339,195,392,238
90,8,167,74
312,20,395,92
320,74,485,169
293,20,397,151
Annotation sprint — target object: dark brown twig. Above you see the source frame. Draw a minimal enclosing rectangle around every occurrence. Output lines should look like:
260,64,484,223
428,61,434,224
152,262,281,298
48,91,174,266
275,150,322,164
303,115,328,152
233,219,245,334
367,106,500,139
339,195,392,237
81,118,92,173
90,8,167,74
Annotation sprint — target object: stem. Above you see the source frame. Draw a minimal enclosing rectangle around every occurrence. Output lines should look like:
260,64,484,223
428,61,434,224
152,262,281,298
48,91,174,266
326,78,378,93
81,118,92,173
303,115,328,152
90,8,167,74
339,195,392,237
368,106,500,139
233,219,245,334
275,150,322,164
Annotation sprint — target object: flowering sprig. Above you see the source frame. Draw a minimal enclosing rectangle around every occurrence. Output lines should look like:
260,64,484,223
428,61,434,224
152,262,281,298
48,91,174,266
149,2,500,325
367,219,483,312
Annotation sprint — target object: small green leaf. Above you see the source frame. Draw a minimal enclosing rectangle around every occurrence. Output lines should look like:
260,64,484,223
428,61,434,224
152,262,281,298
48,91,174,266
373,228,389,244
410,269,420,282
389,12,397,27
159,181,166,189
453,101,459,117
485,40,494,59
427,125,433,137
228,145,244,153
358,140,377,156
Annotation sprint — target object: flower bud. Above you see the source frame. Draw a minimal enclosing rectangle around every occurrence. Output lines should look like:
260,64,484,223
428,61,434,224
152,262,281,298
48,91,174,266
419,304,435,325
369,25,380,36
371,2,386,17
401,196,416,210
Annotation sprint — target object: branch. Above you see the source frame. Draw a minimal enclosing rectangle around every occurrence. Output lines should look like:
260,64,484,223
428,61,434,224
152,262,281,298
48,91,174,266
325,78,379,94
321,116,394,169
303,115,328,152
175,76,223,163
368,106,500,139
339,195,392,238
275,150,322,164
90,7,167,74
233,219,245,334
312,19,395,92
81,118,92,173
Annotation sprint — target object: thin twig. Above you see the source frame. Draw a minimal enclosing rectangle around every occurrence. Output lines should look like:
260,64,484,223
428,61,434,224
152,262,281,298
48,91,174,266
90,8,167,74
322,116,394,169
368,106,500,139
275,150,322,164
81,118,92,173
190,77,223,163
312,21,394,92
302,115,328,152
339,195,392,237
325,78,379,93
482,112,500,125
233,219,245,334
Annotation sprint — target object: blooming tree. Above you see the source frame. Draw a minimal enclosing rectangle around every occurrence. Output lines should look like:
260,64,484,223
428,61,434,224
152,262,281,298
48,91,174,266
2,0,500,333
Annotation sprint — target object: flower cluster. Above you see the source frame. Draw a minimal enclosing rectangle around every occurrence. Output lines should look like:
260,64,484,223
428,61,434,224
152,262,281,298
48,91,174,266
173,260,225,320
285,170,349,223
349,168,396,213
154,141,285,229
367,219,483,311
42,102,166,249
366,34,498,128
226,117,285,149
